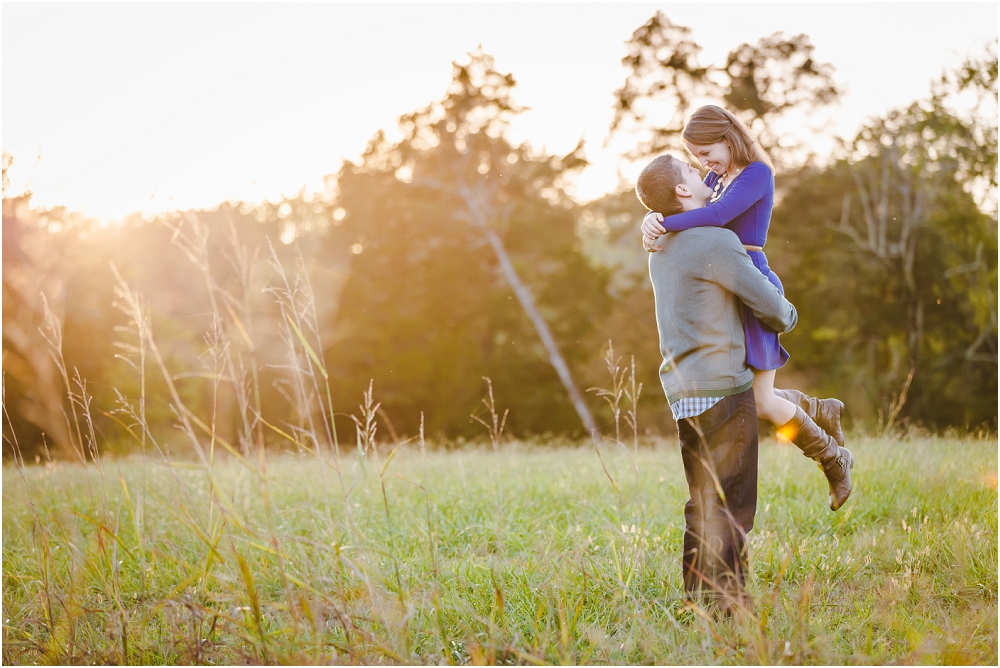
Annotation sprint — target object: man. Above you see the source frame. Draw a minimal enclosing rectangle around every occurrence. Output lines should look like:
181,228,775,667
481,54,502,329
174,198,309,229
636,155,799,614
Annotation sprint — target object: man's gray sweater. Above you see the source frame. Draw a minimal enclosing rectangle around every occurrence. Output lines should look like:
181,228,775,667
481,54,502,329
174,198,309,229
648,227,797,405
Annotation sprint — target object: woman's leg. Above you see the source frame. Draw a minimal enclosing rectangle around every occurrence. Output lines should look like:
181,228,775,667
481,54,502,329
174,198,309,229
772,388,845,447
752,369,796,427
754,369,854,511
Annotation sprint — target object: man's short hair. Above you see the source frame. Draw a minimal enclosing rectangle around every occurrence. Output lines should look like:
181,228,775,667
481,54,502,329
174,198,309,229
635,155,685,215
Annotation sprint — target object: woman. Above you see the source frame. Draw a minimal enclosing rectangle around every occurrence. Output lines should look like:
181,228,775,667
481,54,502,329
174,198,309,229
641,105,854,511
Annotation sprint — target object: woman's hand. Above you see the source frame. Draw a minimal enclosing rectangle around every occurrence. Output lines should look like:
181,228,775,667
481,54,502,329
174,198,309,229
641,211,666,251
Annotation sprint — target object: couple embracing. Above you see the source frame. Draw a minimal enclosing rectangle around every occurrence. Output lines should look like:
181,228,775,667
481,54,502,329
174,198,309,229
636,106,854,615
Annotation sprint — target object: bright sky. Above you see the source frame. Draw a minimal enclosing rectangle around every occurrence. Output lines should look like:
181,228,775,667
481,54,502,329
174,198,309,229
3,3,997,222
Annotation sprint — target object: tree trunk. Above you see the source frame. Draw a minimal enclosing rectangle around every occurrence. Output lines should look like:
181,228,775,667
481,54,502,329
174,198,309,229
482,227,601,439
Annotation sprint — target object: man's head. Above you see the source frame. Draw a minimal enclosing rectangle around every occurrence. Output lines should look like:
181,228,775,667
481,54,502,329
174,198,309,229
635,155,713,214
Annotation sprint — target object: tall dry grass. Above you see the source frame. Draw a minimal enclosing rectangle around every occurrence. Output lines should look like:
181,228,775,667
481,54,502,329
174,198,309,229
2,218,997,664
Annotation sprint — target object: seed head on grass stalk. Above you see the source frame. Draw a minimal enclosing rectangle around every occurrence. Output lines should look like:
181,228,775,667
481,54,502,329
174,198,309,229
264,239,342,463
588,341,637,478
110,262,268,605
108,267,153,606
220,210,268,453
877,366,915,439
38,300,136,660
470,377,509,553
261,239,394,650
265,299,323,455
623,354,642,459
351,379,380,468
584,342,624,515
167,214,261,460
109,265,208,465
109,268,206,529
38,294,87,465
39,287,140,661
264,238,360,546
470,377,508,452
349,380,397,528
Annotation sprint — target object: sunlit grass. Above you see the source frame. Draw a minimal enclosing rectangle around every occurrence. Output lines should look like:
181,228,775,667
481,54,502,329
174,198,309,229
4,216,996,664
3,434,996,665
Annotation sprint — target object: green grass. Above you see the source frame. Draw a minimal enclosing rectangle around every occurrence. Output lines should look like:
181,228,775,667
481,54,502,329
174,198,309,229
3,435,997,665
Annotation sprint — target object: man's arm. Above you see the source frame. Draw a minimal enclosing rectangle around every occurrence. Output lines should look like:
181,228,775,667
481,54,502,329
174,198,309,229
706,232,797,333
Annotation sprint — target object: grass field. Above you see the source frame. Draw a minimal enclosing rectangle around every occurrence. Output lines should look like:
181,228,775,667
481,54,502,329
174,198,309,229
2,434,997,665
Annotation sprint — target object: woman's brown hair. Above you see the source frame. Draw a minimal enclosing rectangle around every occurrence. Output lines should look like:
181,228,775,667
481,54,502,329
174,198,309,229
682,105,774,171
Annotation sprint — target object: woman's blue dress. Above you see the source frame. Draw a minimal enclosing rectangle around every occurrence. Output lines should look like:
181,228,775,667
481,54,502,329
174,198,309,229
657,162,788,371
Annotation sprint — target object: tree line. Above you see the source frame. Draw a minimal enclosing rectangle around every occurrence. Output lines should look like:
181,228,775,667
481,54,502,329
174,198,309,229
3,15,996,460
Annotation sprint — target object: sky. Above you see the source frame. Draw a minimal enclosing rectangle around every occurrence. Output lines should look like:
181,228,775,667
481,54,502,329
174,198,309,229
3,2,997,222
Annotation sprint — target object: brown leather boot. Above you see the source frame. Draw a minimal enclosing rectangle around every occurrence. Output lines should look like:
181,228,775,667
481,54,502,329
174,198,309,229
781,407,854,511
774,388,845,448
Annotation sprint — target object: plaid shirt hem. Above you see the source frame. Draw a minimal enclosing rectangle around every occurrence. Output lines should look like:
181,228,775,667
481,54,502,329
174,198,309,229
670,395,725,421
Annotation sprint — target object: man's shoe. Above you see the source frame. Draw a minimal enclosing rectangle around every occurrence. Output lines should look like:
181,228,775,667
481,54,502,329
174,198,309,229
715,591,754,621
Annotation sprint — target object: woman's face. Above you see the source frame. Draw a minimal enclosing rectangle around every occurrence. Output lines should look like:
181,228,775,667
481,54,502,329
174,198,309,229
684,140,733,176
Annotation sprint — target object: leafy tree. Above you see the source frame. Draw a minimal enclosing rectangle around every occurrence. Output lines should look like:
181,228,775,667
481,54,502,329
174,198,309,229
771,59,998,429
929,44,998,215
328,49,610,439
2,180,77,459
0,169,328,460
610,11,840,166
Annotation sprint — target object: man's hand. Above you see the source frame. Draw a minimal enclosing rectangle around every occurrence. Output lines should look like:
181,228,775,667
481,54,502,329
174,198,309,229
641,211,666,251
